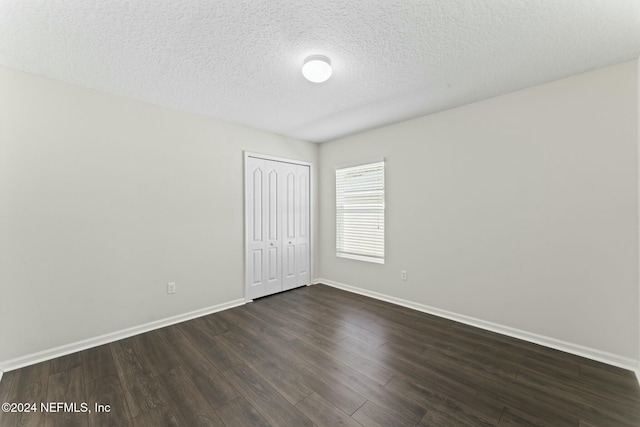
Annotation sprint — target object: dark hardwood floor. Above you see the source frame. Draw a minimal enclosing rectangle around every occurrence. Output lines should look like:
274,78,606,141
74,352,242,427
1,284,638,426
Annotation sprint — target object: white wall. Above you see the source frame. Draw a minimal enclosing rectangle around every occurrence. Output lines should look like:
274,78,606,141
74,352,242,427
2,60,637,370
0,66,318,364
319,61,639,363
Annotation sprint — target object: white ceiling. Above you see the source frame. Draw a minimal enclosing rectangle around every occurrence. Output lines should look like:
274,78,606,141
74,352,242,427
1,1,639,142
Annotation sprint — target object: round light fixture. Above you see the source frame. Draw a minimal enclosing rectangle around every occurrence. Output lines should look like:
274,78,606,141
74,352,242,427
302,55,332,83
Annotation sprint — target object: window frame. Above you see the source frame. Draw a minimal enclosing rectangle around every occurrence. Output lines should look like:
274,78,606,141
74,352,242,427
335,160,385,264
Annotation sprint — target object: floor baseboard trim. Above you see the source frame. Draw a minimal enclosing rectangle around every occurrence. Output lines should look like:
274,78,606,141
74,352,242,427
0,370,3,385
316,278,638,372
0,298,246,373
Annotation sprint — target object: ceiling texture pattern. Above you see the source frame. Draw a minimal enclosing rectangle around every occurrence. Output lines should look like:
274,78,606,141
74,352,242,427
1,0,639,142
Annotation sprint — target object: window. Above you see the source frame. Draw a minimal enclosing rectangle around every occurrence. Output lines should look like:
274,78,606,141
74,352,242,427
336,160,385,264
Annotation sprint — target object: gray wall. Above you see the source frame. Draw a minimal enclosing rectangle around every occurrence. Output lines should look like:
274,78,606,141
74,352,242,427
318,61,639,362
0,66,319,363
2,60,638,369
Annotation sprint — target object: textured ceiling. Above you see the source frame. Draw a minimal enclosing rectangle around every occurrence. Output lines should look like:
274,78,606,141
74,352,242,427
1,1,639,142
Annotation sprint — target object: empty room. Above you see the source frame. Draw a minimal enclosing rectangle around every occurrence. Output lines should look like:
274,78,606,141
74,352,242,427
1,1,640,426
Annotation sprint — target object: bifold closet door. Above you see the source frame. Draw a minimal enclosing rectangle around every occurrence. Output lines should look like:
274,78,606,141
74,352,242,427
282,163,311,291
282,162,297,290
246,157,282,299
295,164,310,288
246,156,310,299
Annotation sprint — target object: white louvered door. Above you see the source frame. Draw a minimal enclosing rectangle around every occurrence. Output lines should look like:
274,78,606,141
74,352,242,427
246,155,310,300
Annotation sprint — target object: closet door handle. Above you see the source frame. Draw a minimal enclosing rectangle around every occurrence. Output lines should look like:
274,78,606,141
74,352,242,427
270,243,274,246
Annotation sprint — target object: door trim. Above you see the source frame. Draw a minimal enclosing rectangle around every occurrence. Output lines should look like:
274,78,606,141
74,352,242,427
244,151,313,302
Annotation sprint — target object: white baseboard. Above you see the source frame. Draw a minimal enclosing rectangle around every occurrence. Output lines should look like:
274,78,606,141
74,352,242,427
0,298,245,373
0,370,3,385
315,278,638,373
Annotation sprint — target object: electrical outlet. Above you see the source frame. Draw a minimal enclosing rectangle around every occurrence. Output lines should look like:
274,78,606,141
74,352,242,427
167,282,176,294
401,270,407,281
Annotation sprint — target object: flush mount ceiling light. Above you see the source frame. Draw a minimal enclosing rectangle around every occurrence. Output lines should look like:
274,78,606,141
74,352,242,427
302,55,332,83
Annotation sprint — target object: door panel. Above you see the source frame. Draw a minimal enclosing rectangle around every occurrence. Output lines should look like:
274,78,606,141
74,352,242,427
298,172,308,238
247,158,266,298
298,244,308,273
282,163,298,290
252,168,263,242
286,245,295,275
295,164,311,286
268,170,278,240
285,170,296,240
264,162,282,296
252,250,262,284
268,247,278,280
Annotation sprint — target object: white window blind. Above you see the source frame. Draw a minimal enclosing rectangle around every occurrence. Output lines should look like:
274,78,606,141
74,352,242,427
336,161,385,264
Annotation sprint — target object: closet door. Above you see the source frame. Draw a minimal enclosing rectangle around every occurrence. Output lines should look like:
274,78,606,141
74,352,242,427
246,157,282,299
295,164,311,287
281,162,298,290
246,154,310,299
247,157,267,299
263,160,283,296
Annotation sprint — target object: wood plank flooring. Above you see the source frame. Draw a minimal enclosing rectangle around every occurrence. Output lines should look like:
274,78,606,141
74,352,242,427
1,284,638,426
